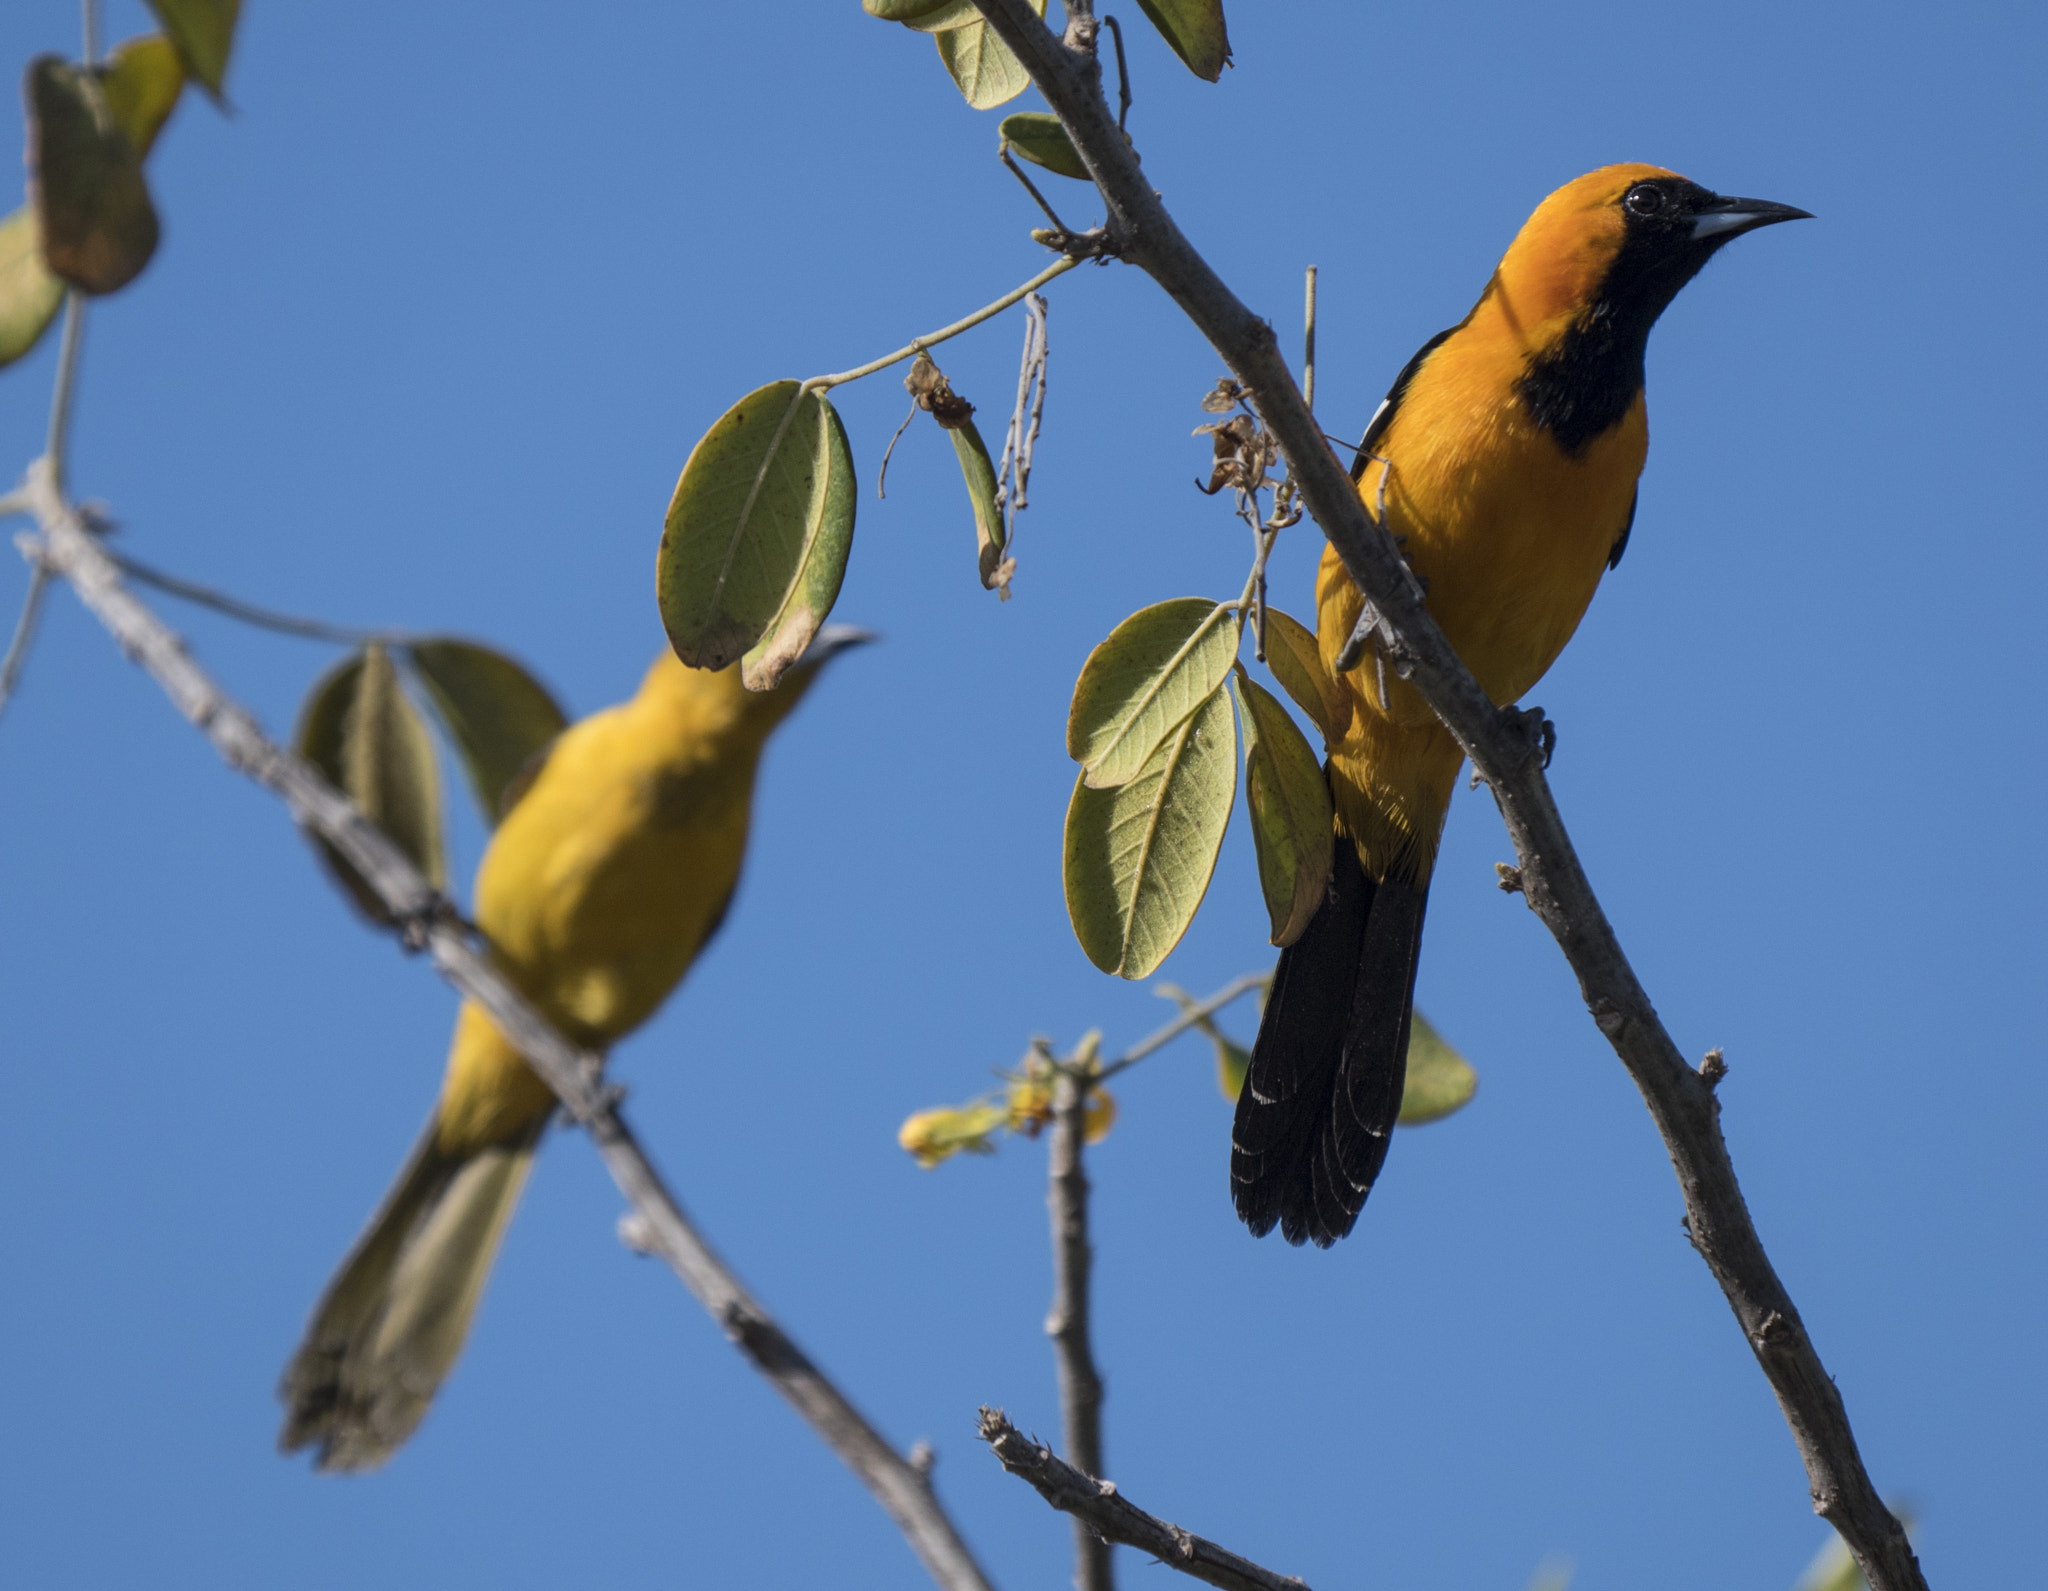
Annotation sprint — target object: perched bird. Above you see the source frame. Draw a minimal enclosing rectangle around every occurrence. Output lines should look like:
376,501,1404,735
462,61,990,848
279,630,866,1470
1233,165,1807,1246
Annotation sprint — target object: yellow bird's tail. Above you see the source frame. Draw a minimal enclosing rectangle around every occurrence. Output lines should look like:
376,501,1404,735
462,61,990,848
278,1012,548,1472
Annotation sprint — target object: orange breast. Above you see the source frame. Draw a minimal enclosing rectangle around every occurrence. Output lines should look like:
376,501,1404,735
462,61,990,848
1315,331,1645,885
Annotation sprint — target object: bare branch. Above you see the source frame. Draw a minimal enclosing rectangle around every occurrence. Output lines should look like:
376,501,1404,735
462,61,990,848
0,554,52,725
1098,971,1268,1082
978,1409,1309,1591
15,459,997,1591
963,4,1926,1587
1045,1071,1112,1591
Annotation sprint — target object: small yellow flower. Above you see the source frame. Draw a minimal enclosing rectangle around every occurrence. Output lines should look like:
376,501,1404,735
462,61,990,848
896,1103,1006,1169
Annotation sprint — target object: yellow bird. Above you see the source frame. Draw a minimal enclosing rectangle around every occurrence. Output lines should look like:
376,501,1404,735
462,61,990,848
1233,165,1807,1246
279,630,866,1470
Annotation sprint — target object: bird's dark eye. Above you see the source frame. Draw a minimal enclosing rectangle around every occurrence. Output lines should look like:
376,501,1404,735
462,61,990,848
1624,183,1666,218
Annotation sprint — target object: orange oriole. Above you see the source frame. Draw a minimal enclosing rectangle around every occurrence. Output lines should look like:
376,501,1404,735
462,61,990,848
278,630,865,1470
1232,165,1806,1246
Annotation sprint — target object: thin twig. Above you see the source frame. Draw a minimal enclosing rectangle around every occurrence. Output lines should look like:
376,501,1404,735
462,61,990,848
1020,294,1049,509
1302,265,1317,416
1102,15,1131,129
45,295,87,496
81,0,101,65
978,1409,1309,1591
110,550,403,645
1000,147,1075,237
962,5,1926,1588
876,403,919,500
994,294,1049,548
1046,1068,1112,1591
1097,972,1268,1082
0,556,53,726
811,256,1079,390
16,459,998,1591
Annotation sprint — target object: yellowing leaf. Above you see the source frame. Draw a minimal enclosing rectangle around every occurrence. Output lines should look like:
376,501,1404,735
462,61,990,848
295,645,446,924
1134,0,1231,82
1083,1087,1117,1143
657,380,858,692
1262,604,1348,743
1068,597,1238,789
898,1103,1006,1168
932,0,1044,110
1397,1011,1477,1126
947,415,1012,595
407,639,569,826
27,56,161,296
1065,685,1236,979
900,1,984,31
97,35,185,159
863,0,969,20
1229,671,1334,947
1000,112,1089,181
143,0,240,101
0,207,65,369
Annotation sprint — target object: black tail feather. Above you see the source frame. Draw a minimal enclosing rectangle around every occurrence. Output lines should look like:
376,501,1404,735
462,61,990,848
1232,838,1427,1247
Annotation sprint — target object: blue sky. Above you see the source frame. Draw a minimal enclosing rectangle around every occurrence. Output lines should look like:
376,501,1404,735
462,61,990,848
1,2,2042,1587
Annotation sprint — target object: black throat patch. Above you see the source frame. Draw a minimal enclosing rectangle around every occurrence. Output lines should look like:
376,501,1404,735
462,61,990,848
1516,177,1721,456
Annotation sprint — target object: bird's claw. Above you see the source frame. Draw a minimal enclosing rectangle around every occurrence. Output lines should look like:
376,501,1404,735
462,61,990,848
1500,705,1555,769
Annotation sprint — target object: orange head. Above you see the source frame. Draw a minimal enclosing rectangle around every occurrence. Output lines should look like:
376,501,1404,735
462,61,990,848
1480,164,1810,450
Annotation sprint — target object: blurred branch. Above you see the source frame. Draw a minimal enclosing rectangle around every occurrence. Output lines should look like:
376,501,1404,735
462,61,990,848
964,4,1926,1589
12,457,997,1591
1098,971,1268,1082
1046,1065,1111,1591
978,1409,1309,1591
109,549,403,645
0,557,52,726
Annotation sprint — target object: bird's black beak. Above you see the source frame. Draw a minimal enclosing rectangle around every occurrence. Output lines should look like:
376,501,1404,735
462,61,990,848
802,624,879,666
1689,193,1813,243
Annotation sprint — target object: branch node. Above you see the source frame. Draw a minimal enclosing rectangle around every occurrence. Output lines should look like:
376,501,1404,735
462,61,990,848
910,1439,937,1483
1494,862,1524,894
1588,998,1627,1040
617,1211,658,1256
1699,1047,1728,1087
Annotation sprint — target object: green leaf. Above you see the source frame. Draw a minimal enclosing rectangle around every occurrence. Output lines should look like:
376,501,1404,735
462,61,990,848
1065,685,1236,979
1397,1011,1477,1126
406,639,569,826
27,56,161,296
657,380,858,692
932,0,1044,110
1133,0,1231,81
1261,604,1348,743
1000,112,1089,181
142,0,240,101
1068,597,1238,790
1229,671,1333,947
900,0,985,31
97,35,186,159
863,0,968,21
946,416,1012,594
1156,982,1255,1101
0,207,65,369
295,645,446,923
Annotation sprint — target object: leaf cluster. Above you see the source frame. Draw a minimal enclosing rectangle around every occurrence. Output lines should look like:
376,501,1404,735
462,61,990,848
2,3,242,369
293,639,565,923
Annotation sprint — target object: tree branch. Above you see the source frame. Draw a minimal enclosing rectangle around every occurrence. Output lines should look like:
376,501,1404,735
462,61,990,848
978,1408,1309,1591
964,5,1926,1588
1046,1071,1112,1591
8,458,998,1591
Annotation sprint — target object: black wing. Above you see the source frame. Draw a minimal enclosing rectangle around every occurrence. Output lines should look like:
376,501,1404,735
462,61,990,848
1607,488,1638,571
1350,325,1459,484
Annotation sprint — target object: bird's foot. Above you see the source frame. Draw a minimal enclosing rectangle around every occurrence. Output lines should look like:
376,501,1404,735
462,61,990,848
1500,705,1556,770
